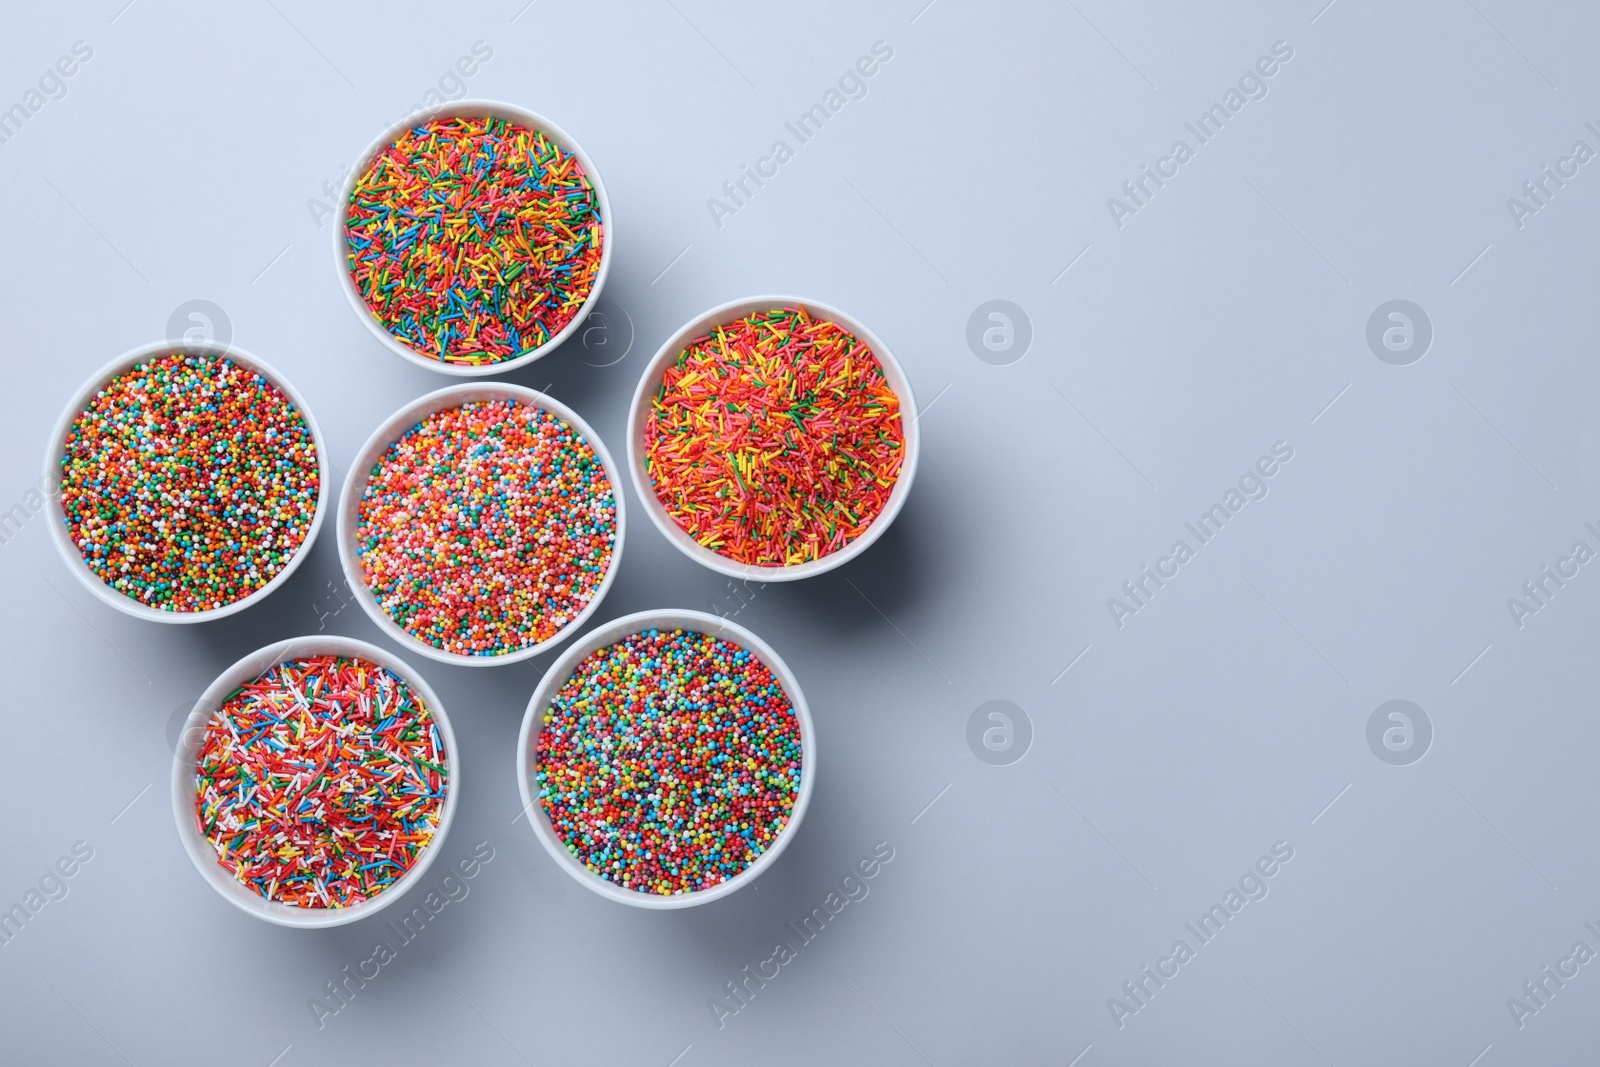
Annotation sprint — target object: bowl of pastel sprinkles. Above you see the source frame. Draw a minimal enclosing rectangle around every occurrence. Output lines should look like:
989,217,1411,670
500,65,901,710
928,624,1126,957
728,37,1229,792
338,383,624,666
171,636,457,927
337,102,610,375
518,609,813,908
45,343,327,622
627,297,918,581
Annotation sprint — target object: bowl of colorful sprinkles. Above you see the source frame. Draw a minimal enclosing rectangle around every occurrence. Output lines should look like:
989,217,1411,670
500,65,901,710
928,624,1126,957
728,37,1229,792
627,297,918,581
44,342,328,622
517,609,813,908
336,102,610,375
171,636,457,927
338,382,624,666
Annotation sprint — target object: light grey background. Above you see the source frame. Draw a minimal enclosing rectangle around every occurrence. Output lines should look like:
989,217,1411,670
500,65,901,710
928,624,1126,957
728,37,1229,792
2,0,1597,1064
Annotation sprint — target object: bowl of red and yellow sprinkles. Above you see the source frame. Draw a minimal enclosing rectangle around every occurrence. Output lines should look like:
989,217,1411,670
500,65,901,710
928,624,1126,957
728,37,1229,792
45,343,327,622
338,383,624,666
627,297,918,581
336,102,610,376
171,636,457,927
517,609,813,909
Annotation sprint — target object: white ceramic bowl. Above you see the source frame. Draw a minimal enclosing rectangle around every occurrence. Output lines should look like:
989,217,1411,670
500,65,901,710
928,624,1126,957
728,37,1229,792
337,382,625,667
333,100,613,377
516,608,815,909
43,342,329,623
170,635,459,928
626,296,919,582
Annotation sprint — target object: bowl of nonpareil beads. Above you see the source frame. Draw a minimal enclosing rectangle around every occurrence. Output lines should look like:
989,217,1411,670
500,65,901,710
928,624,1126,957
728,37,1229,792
45,342,327,621
518,609,813,908
338,382,624,666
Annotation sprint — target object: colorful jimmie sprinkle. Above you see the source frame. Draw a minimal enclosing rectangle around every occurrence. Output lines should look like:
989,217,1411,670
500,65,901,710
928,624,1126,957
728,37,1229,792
58,351,320,612
536,628,803,895
344,115,605,367
355,399,617,657
194,654,447,908
643,306,905,567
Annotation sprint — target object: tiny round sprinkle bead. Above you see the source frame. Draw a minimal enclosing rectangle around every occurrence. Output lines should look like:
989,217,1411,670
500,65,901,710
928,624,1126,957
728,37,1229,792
536,627,803,896
643,306,904,567
58,351,320,612
355,399,617,657
194,655,447,909
345,114,604,368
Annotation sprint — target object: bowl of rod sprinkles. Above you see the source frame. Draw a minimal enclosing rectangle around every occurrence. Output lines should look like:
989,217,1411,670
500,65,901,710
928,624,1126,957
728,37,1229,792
44,342,327,622
336,102,611,375
517,609,814,909
171,636,457,927
338,383,624,666
627,297,918,581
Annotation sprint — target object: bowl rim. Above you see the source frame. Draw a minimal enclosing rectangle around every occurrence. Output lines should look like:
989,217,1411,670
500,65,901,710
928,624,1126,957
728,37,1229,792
624,295,919,582
514,608,815,909
332,99,613,378
41,340,330,624
336,381,626,667
169,634,460,928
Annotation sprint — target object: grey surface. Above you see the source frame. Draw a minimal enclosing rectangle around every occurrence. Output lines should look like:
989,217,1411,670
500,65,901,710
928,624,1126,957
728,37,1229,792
1,1,1597,1064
